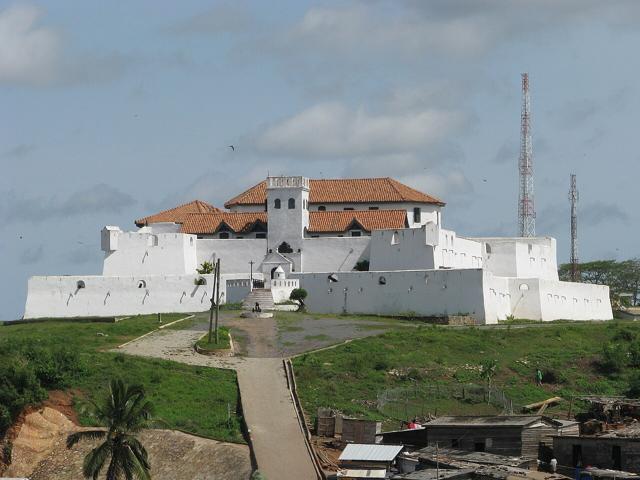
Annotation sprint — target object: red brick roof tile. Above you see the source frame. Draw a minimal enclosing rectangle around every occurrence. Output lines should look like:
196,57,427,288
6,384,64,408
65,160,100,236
308,210,407,233
180,212,267,234
224,177,444,208
135,200,222,227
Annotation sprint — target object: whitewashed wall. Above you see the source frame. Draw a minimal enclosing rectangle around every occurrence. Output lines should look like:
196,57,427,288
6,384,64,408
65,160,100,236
483,273,512,323
370,228,435,271
472,237,558,281
196,239,266,274
292,269,488,322
102,231,197,276
24,274,216,319
23,272,260,319
271,278,300,303
226,279,252,304
536,279,611,321
301,237,370,272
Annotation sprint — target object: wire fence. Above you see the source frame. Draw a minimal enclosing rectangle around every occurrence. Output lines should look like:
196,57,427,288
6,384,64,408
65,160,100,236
377,383,516,421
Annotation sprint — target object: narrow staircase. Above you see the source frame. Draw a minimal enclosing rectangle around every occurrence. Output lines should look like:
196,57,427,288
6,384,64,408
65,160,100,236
242,288,275,311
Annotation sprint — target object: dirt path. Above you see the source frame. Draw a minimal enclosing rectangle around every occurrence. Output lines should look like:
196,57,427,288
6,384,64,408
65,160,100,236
117,322,318,480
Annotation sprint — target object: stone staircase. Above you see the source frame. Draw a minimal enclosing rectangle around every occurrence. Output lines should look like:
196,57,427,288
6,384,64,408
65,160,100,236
242,288,275,311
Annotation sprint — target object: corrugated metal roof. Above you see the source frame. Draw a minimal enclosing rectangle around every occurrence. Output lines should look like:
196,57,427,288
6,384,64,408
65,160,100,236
337,469,387,479
426,416,541,427
339,444,404,462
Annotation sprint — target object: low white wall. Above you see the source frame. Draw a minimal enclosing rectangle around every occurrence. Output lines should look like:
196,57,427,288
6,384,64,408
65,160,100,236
196,239,267,274
292,269,488,323
507,278,612,321
226,278,252,304
271,278,299,303
537,279,612,321
302,237,370,272
24,274,217,319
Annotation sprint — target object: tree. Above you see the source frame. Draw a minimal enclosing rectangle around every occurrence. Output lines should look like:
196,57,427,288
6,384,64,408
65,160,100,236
290,288,308,311
479,359,498,389
479,359,498,404
67,379,153,480
196,261,214,275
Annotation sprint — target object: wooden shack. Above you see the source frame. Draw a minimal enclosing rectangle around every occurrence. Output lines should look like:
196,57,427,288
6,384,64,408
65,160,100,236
421,416,557,459
552,424,640,474
342,418,382,444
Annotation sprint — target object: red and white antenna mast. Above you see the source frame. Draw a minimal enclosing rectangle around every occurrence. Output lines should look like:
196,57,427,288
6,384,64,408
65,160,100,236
518,73,536,237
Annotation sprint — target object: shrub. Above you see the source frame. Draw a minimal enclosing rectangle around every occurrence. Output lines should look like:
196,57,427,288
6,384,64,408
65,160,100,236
627,372,640,397
629,342,640,367
290,288,308,311
600,342,626,374
354,260,370,271
197,261,214,275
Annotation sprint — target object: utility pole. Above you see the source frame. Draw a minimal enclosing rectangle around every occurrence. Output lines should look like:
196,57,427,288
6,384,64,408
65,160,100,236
436,441,440,480
249,260,254,292
569,174,579,282
215,257,221,344
207,262,216,344
518,73,536,237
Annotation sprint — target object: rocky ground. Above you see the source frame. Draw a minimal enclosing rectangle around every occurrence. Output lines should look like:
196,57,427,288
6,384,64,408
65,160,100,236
3,407,252,480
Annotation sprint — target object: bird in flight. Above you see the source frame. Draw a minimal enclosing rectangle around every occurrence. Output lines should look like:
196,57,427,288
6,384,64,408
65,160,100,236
228,145,235,151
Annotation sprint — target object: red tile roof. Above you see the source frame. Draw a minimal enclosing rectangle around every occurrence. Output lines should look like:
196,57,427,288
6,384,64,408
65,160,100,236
308,210,408,233
224,177,444,208
179,210,407,234
135,200,222,227
180,212,267,234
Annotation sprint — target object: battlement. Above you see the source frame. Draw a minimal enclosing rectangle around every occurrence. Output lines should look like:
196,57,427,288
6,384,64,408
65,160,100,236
267,176,310,190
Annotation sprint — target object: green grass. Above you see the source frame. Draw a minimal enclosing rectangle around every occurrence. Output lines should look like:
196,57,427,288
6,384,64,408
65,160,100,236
195,327,231,351
0,315,245,443
292,320,640,426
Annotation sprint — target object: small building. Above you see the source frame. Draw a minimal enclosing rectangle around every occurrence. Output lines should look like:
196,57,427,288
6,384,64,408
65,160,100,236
552,424,640,474
339,443,404,471
337,469,388,479
342,418,382,444
421,416,559,459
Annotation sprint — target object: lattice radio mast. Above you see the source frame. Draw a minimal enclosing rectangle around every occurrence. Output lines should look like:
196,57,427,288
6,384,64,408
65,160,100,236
569,173,579,282
518,73,536,237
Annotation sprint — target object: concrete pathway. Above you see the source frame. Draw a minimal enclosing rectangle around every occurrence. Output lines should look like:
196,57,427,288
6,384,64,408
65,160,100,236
117,325,318,480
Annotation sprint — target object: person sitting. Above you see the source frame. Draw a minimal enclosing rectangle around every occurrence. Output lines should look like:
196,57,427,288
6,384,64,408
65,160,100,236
254,302,261,313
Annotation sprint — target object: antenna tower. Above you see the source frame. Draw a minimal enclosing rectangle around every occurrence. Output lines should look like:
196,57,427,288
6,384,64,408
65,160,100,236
518,73,536,237
569,173,579,281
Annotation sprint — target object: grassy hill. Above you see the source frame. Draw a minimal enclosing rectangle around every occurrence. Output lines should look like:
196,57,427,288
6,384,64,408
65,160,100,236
293,320,640,428
0,315,244,443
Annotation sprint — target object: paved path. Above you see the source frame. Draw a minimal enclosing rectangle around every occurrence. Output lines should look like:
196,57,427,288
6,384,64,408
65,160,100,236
117,325,318,480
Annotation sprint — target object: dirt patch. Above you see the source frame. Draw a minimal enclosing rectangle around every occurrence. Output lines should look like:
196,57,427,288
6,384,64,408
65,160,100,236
29,429,252,480
42,390,80,424
4,406,252,480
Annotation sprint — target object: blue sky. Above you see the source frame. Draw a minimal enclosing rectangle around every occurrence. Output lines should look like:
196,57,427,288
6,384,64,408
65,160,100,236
1,1,638,320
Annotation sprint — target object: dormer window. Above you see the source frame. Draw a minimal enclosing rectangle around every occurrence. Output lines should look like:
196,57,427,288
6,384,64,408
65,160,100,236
288,198,295,209
274,198,281,209
219,232,230,239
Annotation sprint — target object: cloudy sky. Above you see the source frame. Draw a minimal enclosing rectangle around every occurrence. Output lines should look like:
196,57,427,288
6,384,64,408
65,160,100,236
1,1,638,320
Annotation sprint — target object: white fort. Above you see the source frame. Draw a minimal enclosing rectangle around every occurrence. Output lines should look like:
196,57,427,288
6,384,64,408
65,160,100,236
24,176,612,323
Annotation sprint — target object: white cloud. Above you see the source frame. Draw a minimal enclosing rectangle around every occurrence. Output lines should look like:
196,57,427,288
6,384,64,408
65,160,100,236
256,102,467,158
0,4,60,84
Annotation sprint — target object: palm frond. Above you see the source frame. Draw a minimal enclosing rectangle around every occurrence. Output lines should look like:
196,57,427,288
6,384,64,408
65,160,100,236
82,440,112,479
66,430,106,449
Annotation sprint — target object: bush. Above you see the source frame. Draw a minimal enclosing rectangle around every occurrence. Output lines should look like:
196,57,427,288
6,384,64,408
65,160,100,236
629,342,640,367
197,261,214,275
21,345,84,389
627,372,640,397
354,260,370,271
600,342,626,374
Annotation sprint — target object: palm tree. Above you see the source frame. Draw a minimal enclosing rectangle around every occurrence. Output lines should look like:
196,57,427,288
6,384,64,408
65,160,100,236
67,379,154,480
